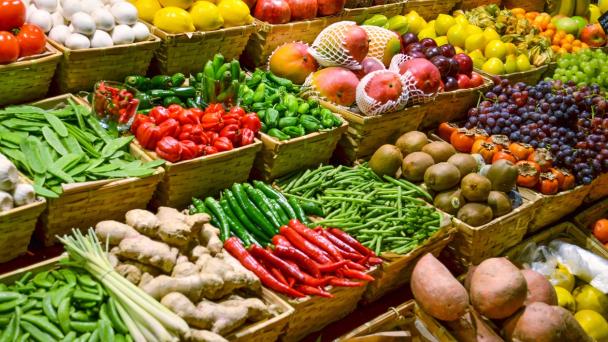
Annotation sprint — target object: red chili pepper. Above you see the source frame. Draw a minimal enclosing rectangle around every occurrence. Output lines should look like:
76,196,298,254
136,122,162,150
177,109,200,126
223,237,304,298
229,106,246,117
240,113,262,133
250,245,327,287
201,111,223,132
339,269,374,281
219,124,240,146
279,226,332,264
272,235,292,247
158,118,181,139
294,285,333,298
131,114,153,135
317,260,348,273
273,245,320,278
150,106,170,124
179,140,200,161
270,267,288,286
167,104,184,120
201,145,218,156
329,278,364,287
155,136,182,162
328,228,373,257
240,128,255,146
344,260,366,271
213,136,233,152
289,220,343,261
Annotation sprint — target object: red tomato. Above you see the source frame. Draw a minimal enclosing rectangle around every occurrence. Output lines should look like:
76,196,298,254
0,31,19,64
16,24,45,57
0,0,26,31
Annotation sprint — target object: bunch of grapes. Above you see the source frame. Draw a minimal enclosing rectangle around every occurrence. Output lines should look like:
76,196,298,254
465,79,608,185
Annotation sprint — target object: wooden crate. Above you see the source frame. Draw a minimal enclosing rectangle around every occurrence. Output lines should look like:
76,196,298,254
363,218,454,303
522,185,591,234
402,0,459,20
587,172,608,203
132,140,262,210
241,16,344,68
28,95,164,246
419,76,492,130
502,0,546,12
322,102,426,164
456,0,501,10
49,35,160,93
477,64,549,86
147,23,255,76
0,43,61,106
253,120,348,181
451,189,541,265
574,197,608,251
342,1,407,23
337,300,456,341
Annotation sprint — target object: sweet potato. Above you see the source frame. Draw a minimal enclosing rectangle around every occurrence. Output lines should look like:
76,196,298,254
411,253,469,321
521,269,557,306
470,257,527,319
444,309,504,342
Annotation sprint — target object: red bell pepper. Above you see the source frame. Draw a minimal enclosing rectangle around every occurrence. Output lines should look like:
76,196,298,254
213,136,233,152
202,145,218,156
219,124,240,146
150,106,170,124
229,106,246,117
201,111,223,132
136,122,162,150
158,118,181,139
177,109,200,126
155,136,182,162
179,140,200,161
240,113,262,133
240,128,255,146
131,114,153,135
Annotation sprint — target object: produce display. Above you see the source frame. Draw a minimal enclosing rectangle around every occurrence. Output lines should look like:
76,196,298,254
0,154,38,212
251,0,344,24
0,101,162,197
0,0,46,64
552,48,608,89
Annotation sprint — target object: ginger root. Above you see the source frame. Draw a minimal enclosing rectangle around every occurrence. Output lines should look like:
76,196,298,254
95,220,139,246
116,235,178,273
125,209,160,238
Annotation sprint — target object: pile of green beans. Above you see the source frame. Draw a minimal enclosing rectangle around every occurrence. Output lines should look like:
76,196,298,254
276,164,442,255
0,264,129,342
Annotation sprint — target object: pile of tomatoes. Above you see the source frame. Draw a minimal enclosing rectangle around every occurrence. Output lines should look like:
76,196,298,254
0,0,46,64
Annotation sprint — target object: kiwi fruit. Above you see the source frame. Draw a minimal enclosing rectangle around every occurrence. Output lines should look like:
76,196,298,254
457,203,494,227
487,191,513,217
434,189,465,215
402,152,435,181
460,173,492,202
395,131,428,156
424,162,461,191
486,159,518,192
447,153,478,178
369,144,403,178
421,141,456,163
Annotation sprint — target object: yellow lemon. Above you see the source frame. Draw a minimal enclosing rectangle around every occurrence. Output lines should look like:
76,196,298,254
573,284,608,317
482,57,505,75
159,0,193,9
153,7,194,33
554,286,576,313
135,0,161,22
190,1,223,31
550,263,575,292
465,33,486,52
435,13,456,36
483,28,500,45
217,0,251,27
447,24,467,48
516,54,532,72
455,15,469,26
574,310,608,341
505,54,518,74
485,39,507,61
434,36,448,46
466,24,482,36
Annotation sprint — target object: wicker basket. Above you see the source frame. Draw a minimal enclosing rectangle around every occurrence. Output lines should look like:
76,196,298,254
30,95,164,246
0,44,61,106
147,23,255,76
342,1,407,24
522,185,592,234
451,189,541,266
321,102,426,164
253,120,348,181
132,140,262,210
337,300,456,341
241,16,344,68
49,35,160,94
0,176,46,263
402,0,459,20
362,218,454,303
279,281,369,342
587,173,608,203
477,64,549,86
502,0,546,12
456,0,501,10
419,76,492,130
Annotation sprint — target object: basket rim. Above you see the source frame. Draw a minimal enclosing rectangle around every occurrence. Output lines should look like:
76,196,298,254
0,42,61,72
48,30,161,55
143,20,256,40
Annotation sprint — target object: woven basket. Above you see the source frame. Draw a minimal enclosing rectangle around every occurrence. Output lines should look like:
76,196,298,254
522,185,591,234
451,189,541,266
345,0,373,8
0,43,61,106
587,173,608,203
337,300,456,341
402,0,459,20
502,0,546,12
362,218,454,303
253,120,348,181
477,64,549,86
49,35,160,94
0,175,46,263
147,23,255,76
342,1,407,24
456,0,501,10
279,281,370,341
132,140,262,210
321,102,426,164
30,95,164,246
419,76,492,130
241,16,344,68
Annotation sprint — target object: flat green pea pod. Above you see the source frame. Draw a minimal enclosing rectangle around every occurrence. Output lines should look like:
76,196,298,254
61,331,77,342
267,128,289,141
21,314,64,339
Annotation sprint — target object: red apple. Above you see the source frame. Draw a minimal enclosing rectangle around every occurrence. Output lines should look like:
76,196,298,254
470,72,484,87
397,58,441,94
355,57,385,78
456,74,471,89
453,53,473,76
580,24,607,48
285,0,317,21
317,0,345,16
254,0,291,24
364,71,403,104
269,42,318,84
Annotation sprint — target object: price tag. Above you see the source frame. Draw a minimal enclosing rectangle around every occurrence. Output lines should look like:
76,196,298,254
599,12,608,35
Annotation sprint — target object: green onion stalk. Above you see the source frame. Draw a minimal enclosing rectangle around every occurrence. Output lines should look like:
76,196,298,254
58,229,189,342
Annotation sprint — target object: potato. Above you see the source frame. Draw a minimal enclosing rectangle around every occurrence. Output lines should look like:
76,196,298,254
470,257,527,319
521,269,557,306
444,309,504,342
411,253,469,321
